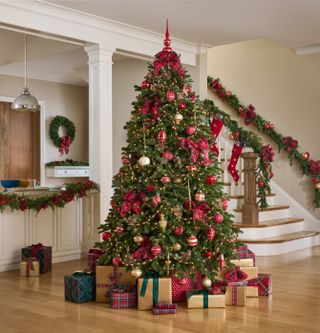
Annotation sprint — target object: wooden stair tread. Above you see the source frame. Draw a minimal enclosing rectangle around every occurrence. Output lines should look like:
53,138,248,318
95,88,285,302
241,231,319,244
228,193,276,199
234,205,290,213
233,217,304,228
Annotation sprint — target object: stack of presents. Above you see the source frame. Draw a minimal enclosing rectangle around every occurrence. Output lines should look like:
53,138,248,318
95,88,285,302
20,243,52,277
63,245,272,313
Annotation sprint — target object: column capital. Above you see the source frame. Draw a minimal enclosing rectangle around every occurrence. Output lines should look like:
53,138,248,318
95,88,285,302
84,43,115,64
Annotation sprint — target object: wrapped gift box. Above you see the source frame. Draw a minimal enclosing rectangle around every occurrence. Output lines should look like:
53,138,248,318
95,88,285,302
20,257,39,277
153,308,177,315
137,273,172,311
225,286,246,306
235,245,256,265
64,272,95,303
230,258,254,267
110,286,136,309
171,272,203,302
258,273,272,296
240,266,258,280
96,265,135,303
187,289,225,309
21,243,52,273
246,286,259,297
87,249,104,272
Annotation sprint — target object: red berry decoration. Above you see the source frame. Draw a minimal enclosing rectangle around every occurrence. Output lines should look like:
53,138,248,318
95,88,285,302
258,180,265,187
177,277,188,285
185,126,196,136
158,130,167,144
174,226,184,236
213,213,224,224
205,175,216,185
203,251,213,259
301,152,310,160
187,235,198,247
312,177,319,184
207,227,215,241
115,225,124,233
160,176,171,184
146,184,156,192
162,151,174,160
102,231,111,241
166,90,175,102
141,80,150,89
178,102,186,110
151,244,162,256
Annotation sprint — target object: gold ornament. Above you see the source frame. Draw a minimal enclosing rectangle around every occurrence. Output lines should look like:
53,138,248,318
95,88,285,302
165,254,171,275
159,214,168,231
131,268,143,278
315,183,320,190
173,177,182,184
195,191,205,202
174,113,183,124
172,205,183,218
173,242,182,252
202,277,212,288
133,235,144,244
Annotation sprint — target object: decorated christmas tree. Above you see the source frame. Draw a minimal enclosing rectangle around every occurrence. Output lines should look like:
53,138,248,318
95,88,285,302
96,22,240,284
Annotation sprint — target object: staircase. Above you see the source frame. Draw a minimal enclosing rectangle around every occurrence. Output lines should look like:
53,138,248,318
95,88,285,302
217,130,320,256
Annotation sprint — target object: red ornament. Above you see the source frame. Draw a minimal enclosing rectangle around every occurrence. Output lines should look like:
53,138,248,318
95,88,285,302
207,227,215,241
301,152,310,160
158,130,167,144
258,181,265,188
177,277,188,285
146,184,156,192
112,256,121,266
222,199,228,211
174,226,184,236
152,194,161,207
141,80,150,89
264,121,274,129
178,102,186,110
162,151,174,160
160,176,171,184
205,175,216,185
166,90,175,102
203,251,213,259
219,254,225,269
187,165,197,173
312,177,319,184
102,231,111,241
115,225,124,233
121,156,130,164
185,126,196,136
187,235,198,247
151,244,162,256
213,213,224,224
226,91,232,97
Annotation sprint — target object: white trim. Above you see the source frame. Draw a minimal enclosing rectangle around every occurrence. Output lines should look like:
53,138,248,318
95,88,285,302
294,44,320,56
0,95,46,186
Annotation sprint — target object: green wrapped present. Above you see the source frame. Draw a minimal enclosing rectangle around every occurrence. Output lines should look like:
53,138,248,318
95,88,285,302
21,243,52,273
64,272,95,304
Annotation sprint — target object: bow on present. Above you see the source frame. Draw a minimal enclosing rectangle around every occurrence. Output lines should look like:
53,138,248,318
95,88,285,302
22,256,37,276
119,191,146,218
131,237,153,260
187,289,209,308
224,266,248,282
31,243,44,258
88,249,104,256
181,138,212,166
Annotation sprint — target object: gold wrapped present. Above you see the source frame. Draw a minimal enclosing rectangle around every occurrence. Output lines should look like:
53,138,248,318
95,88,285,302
230,258,254,267
225,286,246,306
20,257,39,277
137,273,172,310
187,289,226,309
239,266,258,280
95,265,135,303
246,286,259,297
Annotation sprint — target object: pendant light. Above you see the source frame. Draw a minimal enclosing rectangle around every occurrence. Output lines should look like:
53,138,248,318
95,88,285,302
11,35,40,112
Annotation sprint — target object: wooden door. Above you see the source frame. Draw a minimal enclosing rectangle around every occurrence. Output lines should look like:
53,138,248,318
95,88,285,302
0,102,40,181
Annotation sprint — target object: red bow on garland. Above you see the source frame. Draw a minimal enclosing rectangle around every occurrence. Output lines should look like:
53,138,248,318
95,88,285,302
239,104,256,125
282,136,298,153
59,136,72,156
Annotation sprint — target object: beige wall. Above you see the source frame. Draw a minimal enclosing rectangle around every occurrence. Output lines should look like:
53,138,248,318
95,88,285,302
207,39,320,218
0,74,88,186
112,57,200,175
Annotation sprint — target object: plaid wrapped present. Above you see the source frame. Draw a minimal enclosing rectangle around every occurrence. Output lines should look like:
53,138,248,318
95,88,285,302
152,308,177,315
235,245,256,265
87,248,104,272
155,303,177,309
64,272,95,303
110,286,136,309
171,272,203,302
21,243,52,273
258,273,272,296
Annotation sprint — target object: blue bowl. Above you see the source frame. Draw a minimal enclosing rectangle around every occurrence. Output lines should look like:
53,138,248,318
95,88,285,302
1,180,20,188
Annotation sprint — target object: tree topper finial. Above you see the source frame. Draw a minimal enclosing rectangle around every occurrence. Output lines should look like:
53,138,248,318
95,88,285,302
163,18,172,51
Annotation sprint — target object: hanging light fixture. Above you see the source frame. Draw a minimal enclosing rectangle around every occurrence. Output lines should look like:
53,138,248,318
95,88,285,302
11,34,40,112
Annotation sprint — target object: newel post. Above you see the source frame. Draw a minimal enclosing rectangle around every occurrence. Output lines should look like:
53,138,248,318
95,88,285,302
241,152,259,225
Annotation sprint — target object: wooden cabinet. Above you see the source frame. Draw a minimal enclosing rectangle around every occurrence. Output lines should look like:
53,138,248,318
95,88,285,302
0,102,40,181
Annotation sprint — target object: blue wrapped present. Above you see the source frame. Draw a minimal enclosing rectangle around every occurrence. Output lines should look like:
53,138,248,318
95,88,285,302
64,272,95,303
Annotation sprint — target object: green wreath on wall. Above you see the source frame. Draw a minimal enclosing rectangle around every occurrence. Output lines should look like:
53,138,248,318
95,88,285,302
49,115,76,156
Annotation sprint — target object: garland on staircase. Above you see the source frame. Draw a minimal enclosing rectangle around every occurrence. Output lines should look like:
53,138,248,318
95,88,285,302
203,99,273,209
207,76,320,208
0,180,98,213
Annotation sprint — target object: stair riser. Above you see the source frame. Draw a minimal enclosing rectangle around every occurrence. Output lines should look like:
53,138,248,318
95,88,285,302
227,196,276,211
237,222,304,240
245,235,320,256
233,209,289,223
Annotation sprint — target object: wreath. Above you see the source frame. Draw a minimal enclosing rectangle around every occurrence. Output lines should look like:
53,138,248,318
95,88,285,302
49,116,76,156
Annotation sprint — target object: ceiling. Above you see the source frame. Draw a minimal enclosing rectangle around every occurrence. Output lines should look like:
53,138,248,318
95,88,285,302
46,0,320,49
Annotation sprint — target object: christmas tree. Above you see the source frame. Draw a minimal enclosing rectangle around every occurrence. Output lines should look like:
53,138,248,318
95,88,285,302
96,22,239,283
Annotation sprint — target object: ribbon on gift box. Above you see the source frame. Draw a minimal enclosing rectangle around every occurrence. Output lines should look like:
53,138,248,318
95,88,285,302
139,272,159,307
72,271,92,277
88,249,104,255
104,268,124,298
231,286,238,305
225,278,258,287
22,256,37,276
31,243,44,258
225,266,248,282
111,286,135,294
187,289,209,308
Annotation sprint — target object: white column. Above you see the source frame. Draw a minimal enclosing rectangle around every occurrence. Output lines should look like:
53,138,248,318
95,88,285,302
84,44,115,225
197,45,208,100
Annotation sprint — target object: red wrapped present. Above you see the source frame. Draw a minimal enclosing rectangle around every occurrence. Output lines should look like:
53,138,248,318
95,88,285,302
258,273,272,296
87,249,104,272
152,308,177,315
110,286,136,309
171,272,203,302
155,303,177,309
235,245,256,265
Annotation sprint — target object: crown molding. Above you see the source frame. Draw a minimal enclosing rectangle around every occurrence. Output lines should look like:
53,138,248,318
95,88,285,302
294,44,320,56
0,0,201,65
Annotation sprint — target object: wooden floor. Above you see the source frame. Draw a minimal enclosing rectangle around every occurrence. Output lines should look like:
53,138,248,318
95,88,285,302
1,247,320,333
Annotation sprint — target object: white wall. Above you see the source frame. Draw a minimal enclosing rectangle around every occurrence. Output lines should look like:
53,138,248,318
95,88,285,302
0,74,88,186
207,39,320,218
112,57,200,175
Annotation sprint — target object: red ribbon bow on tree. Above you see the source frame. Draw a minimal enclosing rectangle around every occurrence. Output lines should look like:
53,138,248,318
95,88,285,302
131,237,153,260
181,137,212,166
119,191,146,218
